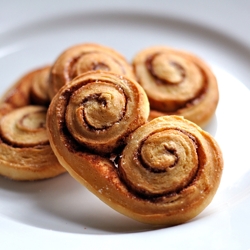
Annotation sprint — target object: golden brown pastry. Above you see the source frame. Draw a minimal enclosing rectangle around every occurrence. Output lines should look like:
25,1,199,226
133,46,219,127
48,43,136,99
0,105,66,180
47,70,223,225
0,66,51,109
47,71,149,155
0,103,13,120
29,66,51,105
117,116,223,225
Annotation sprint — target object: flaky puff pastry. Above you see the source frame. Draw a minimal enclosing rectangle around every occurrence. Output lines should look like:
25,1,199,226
47,71,223,225
0,106,66,180
48,43,136,99
133,46,219,127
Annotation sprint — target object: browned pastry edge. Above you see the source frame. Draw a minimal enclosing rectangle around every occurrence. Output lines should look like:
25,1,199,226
0,145,66,181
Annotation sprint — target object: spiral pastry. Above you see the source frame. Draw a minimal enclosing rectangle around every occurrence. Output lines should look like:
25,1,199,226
47,74,223,226
133,46,219,127
47,71,149,155
48,43,136,99
0,105,66,180
0,66,51,110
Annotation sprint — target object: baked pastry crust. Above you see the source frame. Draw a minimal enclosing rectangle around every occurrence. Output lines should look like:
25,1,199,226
47,71,223,226
0,105,66,181
48,43,136,99
133,46,219,127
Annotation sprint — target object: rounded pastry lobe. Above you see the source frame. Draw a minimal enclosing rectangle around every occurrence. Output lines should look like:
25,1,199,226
0,66,51,109
48,43,136,99
0,105,66,181
47,71,149,155
29,66,51,105
133,46,219,127
116,116,223,225
47,108,223,225
119,115,223,200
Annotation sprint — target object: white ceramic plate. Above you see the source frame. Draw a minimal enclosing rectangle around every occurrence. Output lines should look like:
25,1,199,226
1,1,250,249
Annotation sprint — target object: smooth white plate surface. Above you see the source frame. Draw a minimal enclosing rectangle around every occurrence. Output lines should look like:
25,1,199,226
1,1,250,249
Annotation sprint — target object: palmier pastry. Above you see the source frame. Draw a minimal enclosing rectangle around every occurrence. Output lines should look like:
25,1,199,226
48,43,136,99
47,71,223,225
0,105,66,180
0,66,51,109
133,46,219,127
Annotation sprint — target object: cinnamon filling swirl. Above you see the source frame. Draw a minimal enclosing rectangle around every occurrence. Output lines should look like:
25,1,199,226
49,71,149,155
133,46,219,127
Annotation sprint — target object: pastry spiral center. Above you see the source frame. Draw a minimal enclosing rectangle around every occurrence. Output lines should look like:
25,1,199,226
82,91,126,129
141,52,207,112
120,129,199,197
141,133,178,173
0,106,48,147
65,81,127,142
148,53,185,84
18,111,46,131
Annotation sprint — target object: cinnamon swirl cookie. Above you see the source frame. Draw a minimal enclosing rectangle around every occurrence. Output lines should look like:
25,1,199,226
0,105,66,180
47,70,222,226
48,43,135,99
133,46,219,127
